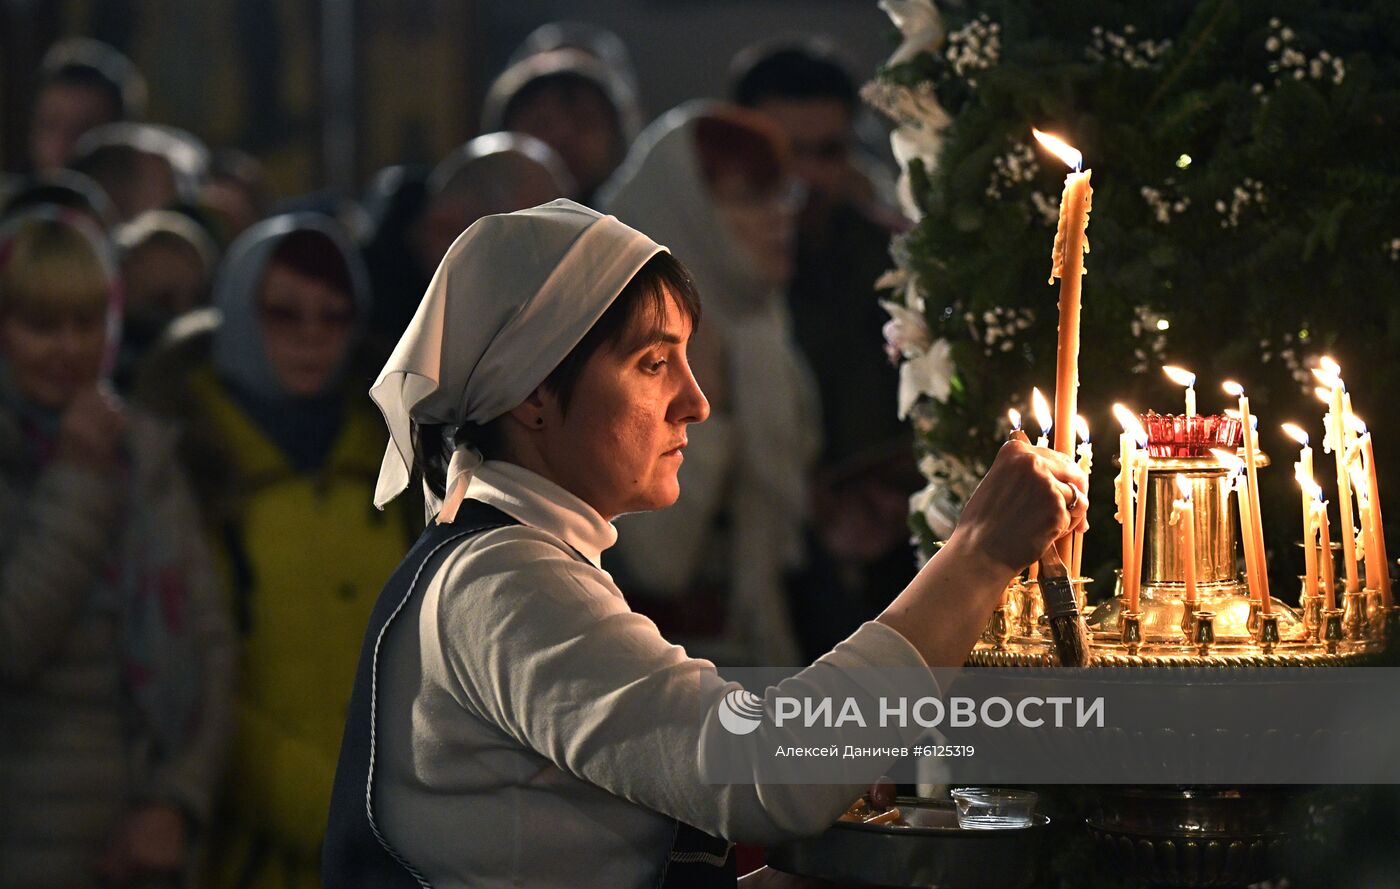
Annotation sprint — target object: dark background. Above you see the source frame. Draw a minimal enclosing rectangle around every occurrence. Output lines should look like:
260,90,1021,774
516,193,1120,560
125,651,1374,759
1,0,894,196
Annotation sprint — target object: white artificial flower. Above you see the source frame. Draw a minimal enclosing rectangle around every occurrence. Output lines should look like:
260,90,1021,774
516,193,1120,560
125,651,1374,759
909,480,959,540
898,338,954,418
881,299,933,359
880,0,946,67
875,268,910,291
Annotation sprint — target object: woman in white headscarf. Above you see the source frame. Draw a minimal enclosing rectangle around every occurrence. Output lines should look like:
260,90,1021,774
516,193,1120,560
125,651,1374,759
323,199,1086,889
598,101,818,666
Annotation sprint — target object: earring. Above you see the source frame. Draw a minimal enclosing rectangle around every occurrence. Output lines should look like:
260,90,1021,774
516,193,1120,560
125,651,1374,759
534,417,544,427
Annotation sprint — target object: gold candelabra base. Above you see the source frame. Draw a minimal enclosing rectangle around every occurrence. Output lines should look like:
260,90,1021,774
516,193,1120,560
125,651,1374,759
971,575,1387,667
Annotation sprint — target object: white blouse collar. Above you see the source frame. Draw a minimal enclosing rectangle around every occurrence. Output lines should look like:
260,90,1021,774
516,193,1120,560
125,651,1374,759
467,460,617,567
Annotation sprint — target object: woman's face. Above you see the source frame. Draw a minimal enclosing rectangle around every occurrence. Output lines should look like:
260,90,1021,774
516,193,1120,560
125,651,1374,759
257,262,356,398
0,306,107,410
711,171,796,291
535,292,710,520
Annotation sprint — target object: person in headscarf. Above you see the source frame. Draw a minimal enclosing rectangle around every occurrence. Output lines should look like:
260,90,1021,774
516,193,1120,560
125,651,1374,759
322,199,1087,888
28,38,147,173
597,102,820,666
361,134,573,359
1,168,119,232
481,49,641,204
132,213,415,889
507,21,641,98
68,122,209,222
113,209,219,383
0,207,234,889
202,149,270,241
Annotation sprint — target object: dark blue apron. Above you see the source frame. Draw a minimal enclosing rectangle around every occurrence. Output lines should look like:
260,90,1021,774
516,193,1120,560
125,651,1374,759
323,498,735,888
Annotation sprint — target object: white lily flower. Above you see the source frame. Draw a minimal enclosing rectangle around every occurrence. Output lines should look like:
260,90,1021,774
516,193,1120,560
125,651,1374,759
898,338,954,418
880,0,946,66
881,299,933,359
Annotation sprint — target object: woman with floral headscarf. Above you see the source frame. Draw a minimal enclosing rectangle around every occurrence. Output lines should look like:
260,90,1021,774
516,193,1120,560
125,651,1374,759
0,207,234,888
135,212,414,889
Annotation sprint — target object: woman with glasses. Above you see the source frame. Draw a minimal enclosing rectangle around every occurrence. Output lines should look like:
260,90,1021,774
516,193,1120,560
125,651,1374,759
135,213,414,889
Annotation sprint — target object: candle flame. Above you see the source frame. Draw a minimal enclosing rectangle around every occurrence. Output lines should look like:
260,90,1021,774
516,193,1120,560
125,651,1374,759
1281,423,1309,447
1162,365,1196,388
1031,387,1053,435
1175,474,1193,499
1075,414,1090,444
1210,448,1244,476
1111,403,1148,446
1345,413,1368,435
1313,387,1332,404
1008,408,1022,431
1031,128,1083,172
1320,355,1341,376
1311,366,1342,389
1222,380,1244,398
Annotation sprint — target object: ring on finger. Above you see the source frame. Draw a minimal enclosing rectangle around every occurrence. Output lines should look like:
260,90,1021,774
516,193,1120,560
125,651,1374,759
1067,486,1080,512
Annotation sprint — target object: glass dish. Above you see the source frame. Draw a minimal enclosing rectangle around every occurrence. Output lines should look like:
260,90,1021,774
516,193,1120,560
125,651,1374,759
951,787,1038,830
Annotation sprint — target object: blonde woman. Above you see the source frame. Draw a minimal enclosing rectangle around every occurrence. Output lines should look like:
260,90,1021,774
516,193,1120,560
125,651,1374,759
0,207,234,889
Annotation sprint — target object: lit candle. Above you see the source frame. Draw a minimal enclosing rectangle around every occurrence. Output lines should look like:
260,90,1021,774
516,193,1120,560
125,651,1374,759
1031,387,1053,448
1113,404,1148,612
1006,409,1032,591
1072,415,1092,578
1355,419,1392,607
1173,474,1199,609
1283,423,1317,602
1313,361,1360,594
1163,365,1197,417
1223,382,1271,613
1212,448,1262,606
1315,492,1337,611
1132,453,1150,614
1295,465,1320,599
1353,465,1380,597
1033,128,1092,566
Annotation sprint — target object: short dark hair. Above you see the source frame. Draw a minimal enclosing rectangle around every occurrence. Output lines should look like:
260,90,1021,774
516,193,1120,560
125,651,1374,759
729,40,858,111
416,250,700,500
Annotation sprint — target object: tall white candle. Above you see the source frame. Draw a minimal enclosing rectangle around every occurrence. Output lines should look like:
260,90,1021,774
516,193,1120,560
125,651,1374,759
1283,424,1317,599
1163,365,1197,417
1224,382,1271,613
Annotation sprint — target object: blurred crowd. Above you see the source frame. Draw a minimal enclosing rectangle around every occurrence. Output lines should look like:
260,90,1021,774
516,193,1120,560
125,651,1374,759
0,25,917,889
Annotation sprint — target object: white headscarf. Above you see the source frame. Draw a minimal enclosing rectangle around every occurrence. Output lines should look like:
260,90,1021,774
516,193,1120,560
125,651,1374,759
596,100,771,320
371,199,664,521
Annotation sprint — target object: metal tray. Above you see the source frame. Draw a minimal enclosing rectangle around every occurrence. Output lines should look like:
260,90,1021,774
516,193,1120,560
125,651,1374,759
766,797,1049,889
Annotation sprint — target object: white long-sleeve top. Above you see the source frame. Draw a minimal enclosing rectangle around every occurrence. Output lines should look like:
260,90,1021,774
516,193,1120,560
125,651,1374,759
375,460,935,888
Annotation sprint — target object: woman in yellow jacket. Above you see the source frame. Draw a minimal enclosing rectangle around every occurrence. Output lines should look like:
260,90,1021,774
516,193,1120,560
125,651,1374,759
137,213,414,889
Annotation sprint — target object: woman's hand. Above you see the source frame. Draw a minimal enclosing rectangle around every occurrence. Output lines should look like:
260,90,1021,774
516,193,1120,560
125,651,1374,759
876,440,1088,668
947,440,1088,575
56,382,126,471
